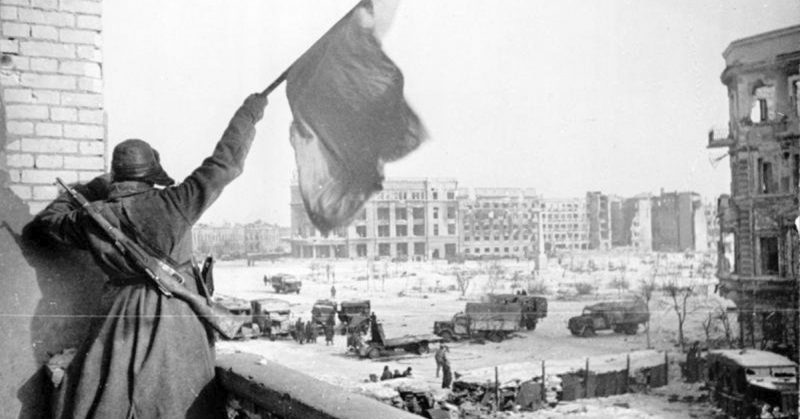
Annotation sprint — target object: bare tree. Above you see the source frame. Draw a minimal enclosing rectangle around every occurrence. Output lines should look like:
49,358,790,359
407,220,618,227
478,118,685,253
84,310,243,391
484,261,506,294
453,268,474,297
638,276,658,349
716,305,735,348
663,280,695,352
510,270,523,291
701,311,715,347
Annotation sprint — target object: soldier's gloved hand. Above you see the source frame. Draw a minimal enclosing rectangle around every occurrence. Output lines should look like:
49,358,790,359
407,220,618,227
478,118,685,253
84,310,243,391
242,92,268,123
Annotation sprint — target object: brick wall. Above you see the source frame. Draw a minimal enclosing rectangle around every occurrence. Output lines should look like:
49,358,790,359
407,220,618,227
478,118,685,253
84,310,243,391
1,0,104,214
0,1,107,417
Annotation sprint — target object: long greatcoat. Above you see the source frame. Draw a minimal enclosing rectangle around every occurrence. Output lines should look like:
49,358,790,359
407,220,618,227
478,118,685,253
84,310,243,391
30,96,265,418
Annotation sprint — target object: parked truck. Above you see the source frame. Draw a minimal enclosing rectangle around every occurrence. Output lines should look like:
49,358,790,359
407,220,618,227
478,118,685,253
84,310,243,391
487,293,548,330
311,299,337,334
265,273,302,294
433,302,522,343
251,298,293,340
355,316,441,359
213,295,292,340
568,299,649,337
338,299,371,335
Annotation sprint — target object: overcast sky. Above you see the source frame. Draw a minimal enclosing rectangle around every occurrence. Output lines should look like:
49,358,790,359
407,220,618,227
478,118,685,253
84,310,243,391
103,0,800,225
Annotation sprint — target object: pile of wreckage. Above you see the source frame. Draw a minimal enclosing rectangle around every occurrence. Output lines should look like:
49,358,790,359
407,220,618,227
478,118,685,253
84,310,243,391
448,350,669,416
352,350,669,417
355,378,456,418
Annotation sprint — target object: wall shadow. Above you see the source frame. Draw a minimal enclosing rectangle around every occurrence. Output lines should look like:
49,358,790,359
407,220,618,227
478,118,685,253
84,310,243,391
0,180,108,419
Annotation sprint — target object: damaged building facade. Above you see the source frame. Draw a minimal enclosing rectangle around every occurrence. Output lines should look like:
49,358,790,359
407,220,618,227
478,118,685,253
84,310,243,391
289,177,460,260
710,24,800,352
459,187,544,260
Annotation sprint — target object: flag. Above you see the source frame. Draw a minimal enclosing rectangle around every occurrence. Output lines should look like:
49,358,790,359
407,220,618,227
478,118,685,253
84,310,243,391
286,0,427,235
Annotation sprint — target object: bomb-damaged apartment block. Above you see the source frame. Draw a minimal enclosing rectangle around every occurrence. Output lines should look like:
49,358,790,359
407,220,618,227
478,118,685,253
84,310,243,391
708,24,800,354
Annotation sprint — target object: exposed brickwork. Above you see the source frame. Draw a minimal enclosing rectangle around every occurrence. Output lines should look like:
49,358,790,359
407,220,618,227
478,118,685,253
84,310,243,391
1,0,104,213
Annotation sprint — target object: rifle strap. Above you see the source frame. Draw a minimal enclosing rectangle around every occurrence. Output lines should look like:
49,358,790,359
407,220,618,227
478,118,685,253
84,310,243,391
115,206,183,268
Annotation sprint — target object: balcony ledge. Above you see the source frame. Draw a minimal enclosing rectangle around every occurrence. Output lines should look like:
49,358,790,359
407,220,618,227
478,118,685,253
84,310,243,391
216,352,419,419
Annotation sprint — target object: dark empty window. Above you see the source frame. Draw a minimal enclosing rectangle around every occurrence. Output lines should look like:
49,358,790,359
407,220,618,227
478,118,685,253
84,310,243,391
377,207,390,220
397,243,408,256
760,236,779,275
759,159,777,194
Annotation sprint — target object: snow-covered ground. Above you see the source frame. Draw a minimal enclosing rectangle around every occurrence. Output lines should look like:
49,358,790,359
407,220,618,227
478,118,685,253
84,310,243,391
214,253,726,418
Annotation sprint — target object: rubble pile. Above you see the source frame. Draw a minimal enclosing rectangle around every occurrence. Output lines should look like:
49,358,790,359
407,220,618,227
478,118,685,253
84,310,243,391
448,350,669,414
354,377,455,417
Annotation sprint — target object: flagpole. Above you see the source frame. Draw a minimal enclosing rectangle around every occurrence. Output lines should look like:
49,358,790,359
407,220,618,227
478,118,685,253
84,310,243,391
261,70,288,96
259,0,362,97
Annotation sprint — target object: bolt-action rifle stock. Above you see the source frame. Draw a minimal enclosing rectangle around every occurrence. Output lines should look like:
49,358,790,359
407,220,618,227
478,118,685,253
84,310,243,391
55,177,245,339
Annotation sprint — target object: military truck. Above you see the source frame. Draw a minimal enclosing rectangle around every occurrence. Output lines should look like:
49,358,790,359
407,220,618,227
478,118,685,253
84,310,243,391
311,299,337,334
338,299,371,335
251,298,293,340
705,349,797,418
487,294,548,330
213,295,292,340
265,273,302,294
356,316,442,359
568,299,649,337
433,302,522,343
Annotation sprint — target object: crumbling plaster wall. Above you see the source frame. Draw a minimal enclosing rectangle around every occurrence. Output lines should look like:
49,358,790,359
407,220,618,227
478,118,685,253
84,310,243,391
0,1,107,417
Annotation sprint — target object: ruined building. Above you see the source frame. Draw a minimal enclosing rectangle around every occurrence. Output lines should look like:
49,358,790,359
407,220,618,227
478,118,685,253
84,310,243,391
289,177,460,260
191,221,287,258
541,197,589,252
709,25,800,351
650,190,708,253
619,194,653,251
586,191,612,250
459,187,543,261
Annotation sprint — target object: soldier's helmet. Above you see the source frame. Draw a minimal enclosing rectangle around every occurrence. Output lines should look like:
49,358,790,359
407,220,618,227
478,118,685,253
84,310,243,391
111,139,175,186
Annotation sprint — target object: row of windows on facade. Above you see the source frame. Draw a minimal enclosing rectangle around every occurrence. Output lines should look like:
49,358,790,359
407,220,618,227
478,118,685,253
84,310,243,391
295,243,432,258
355,223,457,238
544,212,585,220
360,206,458,221
355,242,448,257
549,243,590,250
544,203,584,211
544,223,584,230
465,233,533,242
463,221,539,230
545,233,588,241
464,245,532,254
464,201,539,210
463,213,539,222
373,190,457,201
